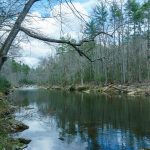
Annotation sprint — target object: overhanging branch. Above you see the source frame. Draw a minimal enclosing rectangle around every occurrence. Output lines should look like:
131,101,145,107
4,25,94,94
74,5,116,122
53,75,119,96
20,26,112,62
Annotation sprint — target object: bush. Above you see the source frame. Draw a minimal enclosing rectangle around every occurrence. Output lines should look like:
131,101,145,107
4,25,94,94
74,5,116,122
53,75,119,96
0,76,11,93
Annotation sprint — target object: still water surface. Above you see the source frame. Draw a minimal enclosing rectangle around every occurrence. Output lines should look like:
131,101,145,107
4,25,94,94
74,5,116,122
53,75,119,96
11,88,150,150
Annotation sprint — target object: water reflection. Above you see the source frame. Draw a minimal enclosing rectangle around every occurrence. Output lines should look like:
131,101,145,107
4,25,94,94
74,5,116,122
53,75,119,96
11,89,150,150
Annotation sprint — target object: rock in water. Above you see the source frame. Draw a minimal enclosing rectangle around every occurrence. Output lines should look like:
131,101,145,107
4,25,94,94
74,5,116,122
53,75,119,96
10,120,29,132
18,138,31,144
68,85,76,91
58,137,65,141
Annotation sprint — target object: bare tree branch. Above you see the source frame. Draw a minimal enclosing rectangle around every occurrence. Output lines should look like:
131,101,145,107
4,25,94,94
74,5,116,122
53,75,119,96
20,26,112,62
0,0,40,70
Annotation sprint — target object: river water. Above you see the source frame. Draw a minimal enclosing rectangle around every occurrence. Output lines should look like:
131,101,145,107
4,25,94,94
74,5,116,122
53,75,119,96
11,88,150,150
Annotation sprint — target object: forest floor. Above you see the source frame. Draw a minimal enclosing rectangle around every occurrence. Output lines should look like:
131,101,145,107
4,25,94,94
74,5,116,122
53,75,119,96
48,82,150,96
0,92,31,150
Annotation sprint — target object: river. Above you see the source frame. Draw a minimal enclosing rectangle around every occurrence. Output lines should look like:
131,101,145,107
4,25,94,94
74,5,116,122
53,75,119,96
10,87,150,150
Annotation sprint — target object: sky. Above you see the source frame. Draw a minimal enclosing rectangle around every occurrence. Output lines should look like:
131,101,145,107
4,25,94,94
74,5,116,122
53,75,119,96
17,0,98,68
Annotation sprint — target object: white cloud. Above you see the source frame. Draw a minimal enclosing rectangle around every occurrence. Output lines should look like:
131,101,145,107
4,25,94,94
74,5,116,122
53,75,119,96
18,1,91,67
23,2,89,38
19,39,55,58
16,57,40,68
81,0,98,10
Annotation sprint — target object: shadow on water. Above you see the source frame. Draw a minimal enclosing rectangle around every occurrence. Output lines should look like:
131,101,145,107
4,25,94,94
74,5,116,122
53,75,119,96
11,89,150,150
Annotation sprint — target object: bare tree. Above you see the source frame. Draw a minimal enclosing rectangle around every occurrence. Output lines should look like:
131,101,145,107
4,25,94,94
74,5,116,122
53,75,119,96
0,0,111,71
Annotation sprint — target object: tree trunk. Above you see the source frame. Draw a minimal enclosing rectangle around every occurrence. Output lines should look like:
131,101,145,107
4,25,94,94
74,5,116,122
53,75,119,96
0,0,39,71
80,57,84,86
147,7,150,80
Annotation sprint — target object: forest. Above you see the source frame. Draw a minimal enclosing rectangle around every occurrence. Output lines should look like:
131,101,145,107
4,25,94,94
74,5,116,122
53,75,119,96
0,0,150,150
1,0,150,87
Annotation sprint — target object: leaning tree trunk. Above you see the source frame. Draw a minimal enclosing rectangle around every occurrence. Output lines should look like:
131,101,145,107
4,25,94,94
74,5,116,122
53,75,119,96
0,0,39,71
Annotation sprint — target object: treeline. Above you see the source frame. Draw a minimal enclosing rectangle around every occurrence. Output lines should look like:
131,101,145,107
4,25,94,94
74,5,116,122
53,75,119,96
29,0,150,86
1,59,34,86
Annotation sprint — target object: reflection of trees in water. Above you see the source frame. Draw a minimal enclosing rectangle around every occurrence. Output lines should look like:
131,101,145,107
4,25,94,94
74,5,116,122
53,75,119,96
35,91,150,149
10,90,38,106
12,90,150,149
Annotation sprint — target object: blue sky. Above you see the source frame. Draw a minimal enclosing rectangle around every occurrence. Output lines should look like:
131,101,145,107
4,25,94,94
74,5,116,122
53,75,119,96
19,0,98,67
30,0,96,16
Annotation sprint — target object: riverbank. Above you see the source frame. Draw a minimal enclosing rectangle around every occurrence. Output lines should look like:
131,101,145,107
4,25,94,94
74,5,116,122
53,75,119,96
0,92,30,149
48,82,150,96
12,82,150,97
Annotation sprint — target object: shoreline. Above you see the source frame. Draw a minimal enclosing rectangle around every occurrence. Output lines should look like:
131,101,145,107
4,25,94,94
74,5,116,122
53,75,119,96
12,81,150,97
0,92,31,149
47,82,150,96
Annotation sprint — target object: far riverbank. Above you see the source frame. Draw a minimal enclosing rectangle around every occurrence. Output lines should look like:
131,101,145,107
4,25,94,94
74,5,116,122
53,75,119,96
46,82,150,97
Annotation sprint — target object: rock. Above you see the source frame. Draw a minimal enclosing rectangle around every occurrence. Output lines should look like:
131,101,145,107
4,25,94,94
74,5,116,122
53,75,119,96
11,138,31,150
98,88,103,93
18,138,31,144
127,91,136,96
24,107,34,110
10,105,17,113
10,120,29,132
51,86,62,90
58,137,65,141
12,144,27,150
68,85,76,91
76,86,89,91
83,90,90,94
145,91,150,96
14,86,20,89
0,107,14,117
0,92,4,97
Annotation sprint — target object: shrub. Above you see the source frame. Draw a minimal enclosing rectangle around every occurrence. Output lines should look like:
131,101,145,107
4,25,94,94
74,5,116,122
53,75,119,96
0,76,11,93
